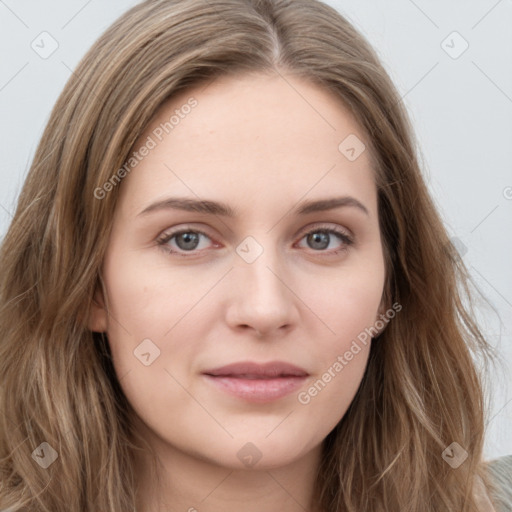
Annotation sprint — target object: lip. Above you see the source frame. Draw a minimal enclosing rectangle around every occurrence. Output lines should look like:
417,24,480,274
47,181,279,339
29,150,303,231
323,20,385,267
202,361,309,403
202,361,309,378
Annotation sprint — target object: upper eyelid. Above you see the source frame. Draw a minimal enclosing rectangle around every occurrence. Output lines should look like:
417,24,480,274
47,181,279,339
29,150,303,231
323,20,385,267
297,223,352,237
159,222,352,238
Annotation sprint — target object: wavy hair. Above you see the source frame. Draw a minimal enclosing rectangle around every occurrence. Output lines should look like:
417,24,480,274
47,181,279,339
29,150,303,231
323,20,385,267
0,0,501,510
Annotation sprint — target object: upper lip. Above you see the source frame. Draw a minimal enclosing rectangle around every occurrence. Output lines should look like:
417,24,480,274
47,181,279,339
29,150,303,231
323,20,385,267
202,361,309,378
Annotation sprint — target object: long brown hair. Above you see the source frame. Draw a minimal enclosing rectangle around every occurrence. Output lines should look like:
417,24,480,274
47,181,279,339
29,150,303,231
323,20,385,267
0,0,501,510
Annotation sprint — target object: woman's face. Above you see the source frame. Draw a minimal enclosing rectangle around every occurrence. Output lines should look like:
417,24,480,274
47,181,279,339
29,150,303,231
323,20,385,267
89,71,387,470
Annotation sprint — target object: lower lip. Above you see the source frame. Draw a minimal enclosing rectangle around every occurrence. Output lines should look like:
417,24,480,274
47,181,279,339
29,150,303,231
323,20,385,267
203,375,308,403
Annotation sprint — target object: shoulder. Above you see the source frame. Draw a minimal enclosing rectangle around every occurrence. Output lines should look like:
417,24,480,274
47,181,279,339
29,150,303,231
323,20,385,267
484,454,512,512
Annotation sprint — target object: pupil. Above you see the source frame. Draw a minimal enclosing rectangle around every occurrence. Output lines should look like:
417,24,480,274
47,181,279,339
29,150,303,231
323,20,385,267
177,232,199,250
308,232,329,250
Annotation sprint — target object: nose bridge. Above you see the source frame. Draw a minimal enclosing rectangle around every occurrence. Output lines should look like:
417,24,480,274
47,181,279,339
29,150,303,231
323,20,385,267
227,233,298,334
236,234,288,302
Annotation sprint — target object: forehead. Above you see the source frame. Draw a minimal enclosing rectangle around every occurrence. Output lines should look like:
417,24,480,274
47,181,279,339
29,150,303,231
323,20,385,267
117,72,377,219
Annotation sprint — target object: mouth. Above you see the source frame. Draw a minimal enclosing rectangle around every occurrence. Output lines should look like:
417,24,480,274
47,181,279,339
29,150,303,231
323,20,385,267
202,361,309,403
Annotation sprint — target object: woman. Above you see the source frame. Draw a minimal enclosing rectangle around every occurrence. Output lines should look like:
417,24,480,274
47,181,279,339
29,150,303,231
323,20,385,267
0,0,510,510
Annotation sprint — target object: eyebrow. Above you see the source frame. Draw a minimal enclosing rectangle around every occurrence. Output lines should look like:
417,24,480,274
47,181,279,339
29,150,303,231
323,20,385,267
137,195,369,217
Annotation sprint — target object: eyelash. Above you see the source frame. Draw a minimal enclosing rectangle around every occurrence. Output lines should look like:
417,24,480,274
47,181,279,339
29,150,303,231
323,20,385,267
156,224,354,259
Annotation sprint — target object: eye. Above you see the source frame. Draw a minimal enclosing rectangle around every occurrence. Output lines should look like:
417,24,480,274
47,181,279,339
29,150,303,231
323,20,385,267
295,225,354,255
156,227,216,257
156,224,354,258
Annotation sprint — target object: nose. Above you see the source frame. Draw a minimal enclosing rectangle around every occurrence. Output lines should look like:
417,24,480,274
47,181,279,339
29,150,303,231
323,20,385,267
224,247,300,338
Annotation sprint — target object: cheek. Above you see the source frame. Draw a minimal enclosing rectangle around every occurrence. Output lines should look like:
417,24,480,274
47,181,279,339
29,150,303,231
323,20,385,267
298,346,370,420
98,248,203,388
303,253,385,354
102,246,221,341
294,253,384,418
295,289,376,434
99,250,212,436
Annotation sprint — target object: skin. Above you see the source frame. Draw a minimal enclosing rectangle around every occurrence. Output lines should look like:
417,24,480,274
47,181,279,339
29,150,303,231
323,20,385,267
89,70,387,512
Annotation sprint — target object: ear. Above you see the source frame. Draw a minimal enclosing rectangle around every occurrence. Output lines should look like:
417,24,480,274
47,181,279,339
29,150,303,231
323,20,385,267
88,281,108,333
372,298,391,338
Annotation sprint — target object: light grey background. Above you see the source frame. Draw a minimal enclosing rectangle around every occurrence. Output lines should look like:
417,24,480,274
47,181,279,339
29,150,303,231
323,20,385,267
0,0,510,460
